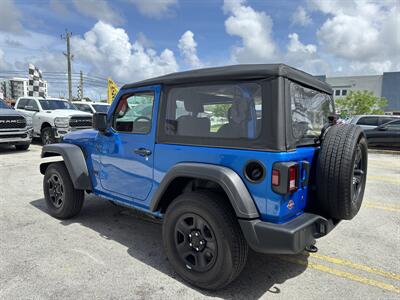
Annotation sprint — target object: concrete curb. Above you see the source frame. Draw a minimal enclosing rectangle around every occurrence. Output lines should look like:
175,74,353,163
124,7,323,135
368,149,400,155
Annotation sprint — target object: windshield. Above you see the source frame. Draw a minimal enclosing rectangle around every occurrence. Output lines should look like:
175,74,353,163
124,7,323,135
0,100,11,109
92,104,110,113
39,100,77,110
290,82,334,145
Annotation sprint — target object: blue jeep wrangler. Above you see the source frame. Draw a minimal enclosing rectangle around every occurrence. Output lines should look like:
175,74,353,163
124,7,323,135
40,64,368,290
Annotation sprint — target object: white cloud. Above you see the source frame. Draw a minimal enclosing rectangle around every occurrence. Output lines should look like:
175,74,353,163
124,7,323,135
0,48,11,70
292,6,312,26
223,0,277,63
178,30,202,68
0,0,23,33
128,0,178,18
313,0,400,73
71,21,178,82
72,0,123,25
286,33,330,74
287,33,316,55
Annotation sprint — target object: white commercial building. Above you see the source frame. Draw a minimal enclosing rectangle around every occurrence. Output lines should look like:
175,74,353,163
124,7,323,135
317,72,400,113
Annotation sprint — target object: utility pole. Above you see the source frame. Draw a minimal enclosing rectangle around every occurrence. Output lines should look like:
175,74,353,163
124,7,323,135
80,70,83,100
61,30,73,102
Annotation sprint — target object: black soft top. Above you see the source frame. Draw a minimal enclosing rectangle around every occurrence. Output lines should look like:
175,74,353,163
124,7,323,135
123,64,332,94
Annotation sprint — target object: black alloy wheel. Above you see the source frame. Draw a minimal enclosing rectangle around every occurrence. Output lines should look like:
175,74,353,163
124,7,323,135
352,144,366,204
174,213,218,272
47,174,65,209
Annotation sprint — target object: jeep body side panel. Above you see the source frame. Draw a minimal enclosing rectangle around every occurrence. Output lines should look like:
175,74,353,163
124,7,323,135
40,143,92,190
150,163,259,219
150,144,317,223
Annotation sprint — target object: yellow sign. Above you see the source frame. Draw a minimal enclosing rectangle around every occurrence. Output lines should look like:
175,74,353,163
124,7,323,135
107,77,119,104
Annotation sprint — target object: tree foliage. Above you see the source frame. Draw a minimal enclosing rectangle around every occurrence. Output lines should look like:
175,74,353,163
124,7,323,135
209,104,231,117
335,90,387,117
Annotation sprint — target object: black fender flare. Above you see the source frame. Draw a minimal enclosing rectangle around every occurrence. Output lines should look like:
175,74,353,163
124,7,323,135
40,143,92,190
150,163,260,219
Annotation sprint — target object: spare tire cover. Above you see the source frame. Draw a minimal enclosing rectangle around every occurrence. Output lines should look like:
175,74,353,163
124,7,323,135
316,124,368,220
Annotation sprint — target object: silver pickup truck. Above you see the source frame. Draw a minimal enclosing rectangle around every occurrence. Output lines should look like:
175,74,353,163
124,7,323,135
0,99,33,150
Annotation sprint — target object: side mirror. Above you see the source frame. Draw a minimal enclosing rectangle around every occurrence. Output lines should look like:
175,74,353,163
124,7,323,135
25,105,39,112
378,126,388,131
93,112,108,132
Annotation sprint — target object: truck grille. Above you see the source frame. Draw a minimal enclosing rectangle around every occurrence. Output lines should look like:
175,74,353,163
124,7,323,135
0,133,27,139
69,116,92,128
0,116,26,129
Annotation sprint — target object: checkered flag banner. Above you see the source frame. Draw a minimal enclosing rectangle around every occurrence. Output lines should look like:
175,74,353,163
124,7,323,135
28,64,45,97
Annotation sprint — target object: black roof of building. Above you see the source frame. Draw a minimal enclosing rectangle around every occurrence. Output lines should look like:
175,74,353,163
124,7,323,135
123,64,332,94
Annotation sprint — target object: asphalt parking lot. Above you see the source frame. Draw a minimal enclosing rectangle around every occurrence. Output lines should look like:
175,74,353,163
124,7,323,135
0,144,399,299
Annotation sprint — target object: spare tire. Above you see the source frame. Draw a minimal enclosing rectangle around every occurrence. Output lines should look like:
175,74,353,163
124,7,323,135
316,124,368,220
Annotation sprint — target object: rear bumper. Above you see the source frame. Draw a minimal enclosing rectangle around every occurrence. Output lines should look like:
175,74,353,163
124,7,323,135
239,213,337,254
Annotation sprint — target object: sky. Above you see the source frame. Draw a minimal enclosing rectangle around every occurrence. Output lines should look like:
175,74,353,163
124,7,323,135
0,0,399,99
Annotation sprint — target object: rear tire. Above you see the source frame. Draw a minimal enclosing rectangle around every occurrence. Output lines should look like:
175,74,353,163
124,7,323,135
316,124,368,220
43,162,84,219
15,144,30,150
163,191,248,290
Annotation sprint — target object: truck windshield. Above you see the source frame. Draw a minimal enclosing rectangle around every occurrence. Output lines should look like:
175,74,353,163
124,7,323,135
290,82,334,145
92,104,110,113
39,100,77,110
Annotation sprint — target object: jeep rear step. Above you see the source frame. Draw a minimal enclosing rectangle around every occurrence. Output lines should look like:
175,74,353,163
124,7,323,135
238,213,338,254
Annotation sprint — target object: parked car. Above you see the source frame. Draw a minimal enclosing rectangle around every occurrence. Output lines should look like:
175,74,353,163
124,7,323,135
0,99,33,150
72,101,110,114
39,64,368,290
348,115,400,130
15,97,93,145
365,119,400,149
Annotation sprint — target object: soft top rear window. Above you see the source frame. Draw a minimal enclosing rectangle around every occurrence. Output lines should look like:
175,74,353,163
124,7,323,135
290,81,334,145
164,83,262,140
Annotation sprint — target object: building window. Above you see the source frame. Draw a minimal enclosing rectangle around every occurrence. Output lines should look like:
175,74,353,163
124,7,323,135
335,89,340,96
342,89,347,96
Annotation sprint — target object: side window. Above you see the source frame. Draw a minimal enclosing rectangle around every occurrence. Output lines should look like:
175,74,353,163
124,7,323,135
27,99,39,110
17,99,28,109
113,91,154,134
164,83,262,139
379,117,395,125
357,117,378,126
342,89,347,96
335,90,340,96
386,120,400,130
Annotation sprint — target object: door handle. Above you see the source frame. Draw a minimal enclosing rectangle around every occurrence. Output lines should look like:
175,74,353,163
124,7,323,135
134,148,152,157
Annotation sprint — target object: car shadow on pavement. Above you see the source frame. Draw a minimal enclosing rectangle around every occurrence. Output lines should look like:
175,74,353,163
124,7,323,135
30,196,309,299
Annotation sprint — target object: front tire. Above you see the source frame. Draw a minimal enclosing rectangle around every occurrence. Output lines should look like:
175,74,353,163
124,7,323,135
15,144,30,150
163,191,248,290
43,162,84,219
41,127,55,145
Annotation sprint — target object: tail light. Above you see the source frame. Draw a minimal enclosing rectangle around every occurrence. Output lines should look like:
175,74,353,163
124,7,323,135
289,165,298,192
272,169,280,186
272,162,300,195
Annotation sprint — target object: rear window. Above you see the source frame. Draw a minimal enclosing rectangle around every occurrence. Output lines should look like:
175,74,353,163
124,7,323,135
164,83,262,139
290,82,334,144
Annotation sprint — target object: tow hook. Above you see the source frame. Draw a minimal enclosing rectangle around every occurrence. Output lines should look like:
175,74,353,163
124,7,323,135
305,244,318,253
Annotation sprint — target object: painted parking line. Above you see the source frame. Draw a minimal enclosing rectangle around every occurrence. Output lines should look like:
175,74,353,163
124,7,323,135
309,253,400,281
367,175,400,185
278,256,400,294
364,202,400,213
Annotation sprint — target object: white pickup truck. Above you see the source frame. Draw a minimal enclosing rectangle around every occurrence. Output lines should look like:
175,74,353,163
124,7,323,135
15,97,92,144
